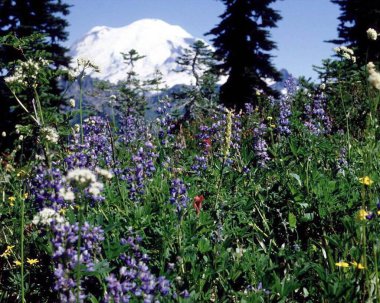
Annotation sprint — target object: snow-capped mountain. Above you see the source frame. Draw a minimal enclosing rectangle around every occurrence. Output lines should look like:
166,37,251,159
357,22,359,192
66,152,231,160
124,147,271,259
69,19,201,87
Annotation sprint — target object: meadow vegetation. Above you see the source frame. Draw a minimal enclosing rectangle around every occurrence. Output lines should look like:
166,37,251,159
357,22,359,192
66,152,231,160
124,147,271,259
1,30,380,303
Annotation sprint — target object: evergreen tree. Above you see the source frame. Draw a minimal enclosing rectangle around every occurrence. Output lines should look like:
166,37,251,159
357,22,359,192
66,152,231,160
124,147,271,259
207,0,281,110
176,40,216,87
329,0,380,64
0,0,70,150
174,40,219,118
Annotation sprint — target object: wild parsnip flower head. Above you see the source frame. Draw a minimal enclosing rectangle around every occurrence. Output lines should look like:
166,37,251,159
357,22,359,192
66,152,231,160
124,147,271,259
41,126,59,143
69,98,76,108
32,208,65,226
222,108,233,160
367,28,378,40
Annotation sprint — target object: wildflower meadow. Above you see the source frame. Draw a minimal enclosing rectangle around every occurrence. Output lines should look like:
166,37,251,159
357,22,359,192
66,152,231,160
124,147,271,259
2,16,380,303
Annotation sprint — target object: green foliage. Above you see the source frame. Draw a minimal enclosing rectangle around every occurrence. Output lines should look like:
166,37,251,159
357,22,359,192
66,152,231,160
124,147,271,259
2,20,380,303
0,0,71,152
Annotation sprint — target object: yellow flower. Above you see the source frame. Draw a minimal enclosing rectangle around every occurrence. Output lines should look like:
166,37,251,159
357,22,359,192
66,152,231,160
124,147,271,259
359,176,373,186
23,193,28,199
267,116,273,120
16,170,27,178
8,196,16,206
0,245,15,258
335,261,350,267
14,260,22,266
357,209,369,221
26,258,39,265
351,261,365,269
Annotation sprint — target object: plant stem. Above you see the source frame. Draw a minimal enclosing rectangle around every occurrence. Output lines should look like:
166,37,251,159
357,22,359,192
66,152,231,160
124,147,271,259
79,76,84,145
20,194,25,303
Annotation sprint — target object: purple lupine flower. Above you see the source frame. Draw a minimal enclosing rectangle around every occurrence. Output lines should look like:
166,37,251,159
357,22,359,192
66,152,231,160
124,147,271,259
194,109,241,167
169,178,189,215
52,221,104,303
66,116,113,171
253,123,270,168
191,155,208,174
104,230,172,302
304,92,332,135
155,99,176,146
29,166,67,211
336,147,348,175
244,103,254,114
277,76,297,136
124,141,158,202
118,113,148,146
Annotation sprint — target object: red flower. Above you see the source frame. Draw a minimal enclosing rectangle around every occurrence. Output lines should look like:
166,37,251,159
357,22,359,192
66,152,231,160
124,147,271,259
193,195,205,215
203,138,212,149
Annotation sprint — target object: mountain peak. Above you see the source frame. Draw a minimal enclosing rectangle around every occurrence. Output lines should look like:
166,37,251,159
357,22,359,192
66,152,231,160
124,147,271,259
70,19,199,87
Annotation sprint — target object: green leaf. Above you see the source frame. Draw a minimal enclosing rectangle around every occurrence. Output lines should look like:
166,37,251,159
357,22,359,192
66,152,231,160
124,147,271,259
289,173,302,187
198,237,212,253
288,212,297,229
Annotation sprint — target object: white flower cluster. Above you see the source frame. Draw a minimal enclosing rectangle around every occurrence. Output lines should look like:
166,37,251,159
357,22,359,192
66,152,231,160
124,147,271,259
67,168,97,185
367,28,378,41
84,117,96,126
68,57,100,79
74,124,80,133
4,58,50,86
95,167,114,180
32,208,65,226
334,46,356,63
59,187,75,201
69,98,76,108
367,62,380,91
41,126,59,143
59,167,113,201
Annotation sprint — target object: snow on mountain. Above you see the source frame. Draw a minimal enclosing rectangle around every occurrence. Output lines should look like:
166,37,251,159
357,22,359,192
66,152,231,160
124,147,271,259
69,19,202,87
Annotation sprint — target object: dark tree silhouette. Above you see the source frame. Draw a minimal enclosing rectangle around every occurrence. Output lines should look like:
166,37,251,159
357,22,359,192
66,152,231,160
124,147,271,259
329,0,380,64
207,0,282,110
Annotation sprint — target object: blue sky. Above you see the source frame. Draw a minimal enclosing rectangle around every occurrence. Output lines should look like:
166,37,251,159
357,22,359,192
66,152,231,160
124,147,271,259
65,0,340,80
